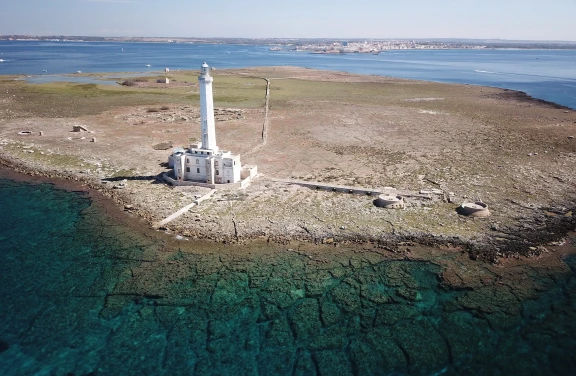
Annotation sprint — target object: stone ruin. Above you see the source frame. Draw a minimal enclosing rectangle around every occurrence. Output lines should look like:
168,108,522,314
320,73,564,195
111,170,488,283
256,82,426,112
71,125,90,133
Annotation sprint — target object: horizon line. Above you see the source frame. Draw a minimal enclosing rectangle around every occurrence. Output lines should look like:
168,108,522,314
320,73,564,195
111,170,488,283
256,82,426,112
2,35,576,43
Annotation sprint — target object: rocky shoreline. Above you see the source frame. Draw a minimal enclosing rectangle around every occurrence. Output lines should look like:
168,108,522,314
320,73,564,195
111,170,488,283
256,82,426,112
2,149,574,264
1,66,575,264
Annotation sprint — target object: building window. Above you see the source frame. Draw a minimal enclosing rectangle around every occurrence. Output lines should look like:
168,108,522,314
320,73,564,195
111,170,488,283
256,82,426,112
186,167,190,172
233,161,236,165
186,158,189,163
216,170,219,175
208,152,211,155
196,168,200,173
215,161,219,167
196,159,199,164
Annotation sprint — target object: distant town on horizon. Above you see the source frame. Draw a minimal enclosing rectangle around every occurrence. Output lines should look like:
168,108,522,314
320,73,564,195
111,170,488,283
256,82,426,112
2,35,576,50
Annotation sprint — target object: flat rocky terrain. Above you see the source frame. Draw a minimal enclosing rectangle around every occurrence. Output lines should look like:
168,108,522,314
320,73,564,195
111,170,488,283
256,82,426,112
1,67,575,260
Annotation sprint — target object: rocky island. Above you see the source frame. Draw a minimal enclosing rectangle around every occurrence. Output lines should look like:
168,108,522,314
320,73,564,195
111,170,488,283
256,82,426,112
1,66,574,260
1,67,576,375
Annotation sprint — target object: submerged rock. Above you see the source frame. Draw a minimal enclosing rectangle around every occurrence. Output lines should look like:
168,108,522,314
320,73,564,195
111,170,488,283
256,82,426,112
1,179,575,375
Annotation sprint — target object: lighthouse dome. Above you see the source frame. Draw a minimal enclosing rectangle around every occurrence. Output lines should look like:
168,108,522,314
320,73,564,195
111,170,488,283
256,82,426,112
201,62,211,75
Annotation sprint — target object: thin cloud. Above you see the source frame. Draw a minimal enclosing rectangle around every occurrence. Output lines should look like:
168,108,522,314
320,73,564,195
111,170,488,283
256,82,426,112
96,28,142,35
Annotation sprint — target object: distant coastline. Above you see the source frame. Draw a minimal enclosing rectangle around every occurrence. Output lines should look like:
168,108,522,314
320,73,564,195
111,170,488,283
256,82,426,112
2,35,576,50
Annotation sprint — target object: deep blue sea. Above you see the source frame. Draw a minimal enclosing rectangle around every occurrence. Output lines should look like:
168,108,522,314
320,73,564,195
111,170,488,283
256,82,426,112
1,41,575,109
2,41,576,375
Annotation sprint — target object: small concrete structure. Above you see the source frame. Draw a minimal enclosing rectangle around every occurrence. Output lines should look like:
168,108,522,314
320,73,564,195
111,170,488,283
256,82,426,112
113,181,127,189
374,195,405,209
458,202,491,217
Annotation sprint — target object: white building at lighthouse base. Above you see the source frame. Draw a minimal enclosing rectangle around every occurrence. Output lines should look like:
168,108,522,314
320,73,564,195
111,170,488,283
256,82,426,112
168,144,257,189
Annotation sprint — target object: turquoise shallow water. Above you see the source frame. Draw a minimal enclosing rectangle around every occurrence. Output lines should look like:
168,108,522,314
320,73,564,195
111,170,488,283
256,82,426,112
1,177,576,375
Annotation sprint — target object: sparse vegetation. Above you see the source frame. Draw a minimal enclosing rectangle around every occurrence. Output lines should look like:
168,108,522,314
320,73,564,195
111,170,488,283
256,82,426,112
121,77,148,86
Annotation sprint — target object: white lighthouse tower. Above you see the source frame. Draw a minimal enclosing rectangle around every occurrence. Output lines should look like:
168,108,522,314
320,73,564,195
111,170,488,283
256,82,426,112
198,62,218,151
167,62,258,187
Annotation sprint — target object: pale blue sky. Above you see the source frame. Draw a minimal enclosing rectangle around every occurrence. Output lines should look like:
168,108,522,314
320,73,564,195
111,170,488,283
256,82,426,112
1,0,575,40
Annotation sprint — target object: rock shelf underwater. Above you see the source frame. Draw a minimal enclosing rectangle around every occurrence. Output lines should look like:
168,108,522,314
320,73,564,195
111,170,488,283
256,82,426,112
0,177,575,375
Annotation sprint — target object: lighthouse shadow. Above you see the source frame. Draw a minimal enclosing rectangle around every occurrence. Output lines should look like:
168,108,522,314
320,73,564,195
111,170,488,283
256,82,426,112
100,172,167,185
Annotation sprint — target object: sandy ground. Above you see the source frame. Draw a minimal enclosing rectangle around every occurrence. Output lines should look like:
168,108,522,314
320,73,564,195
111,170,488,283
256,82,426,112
1,67,575,260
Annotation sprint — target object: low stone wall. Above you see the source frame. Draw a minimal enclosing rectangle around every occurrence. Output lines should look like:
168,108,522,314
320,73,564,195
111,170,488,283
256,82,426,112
163,172,254,190
163,173,216,188
268,178,392,197
268,178,445,203
242,165,258,180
